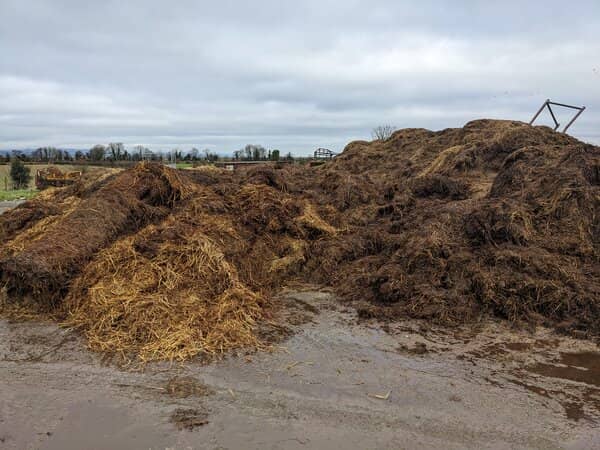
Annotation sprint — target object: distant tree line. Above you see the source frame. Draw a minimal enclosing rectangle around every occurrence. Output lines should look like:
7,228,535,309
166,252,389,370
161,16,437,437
232,145,293,162
1,144,295,163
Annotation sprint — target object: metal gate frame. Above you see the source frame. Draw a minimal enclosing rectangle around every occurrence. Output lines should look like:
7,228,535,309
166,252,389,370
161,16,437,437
529,99,586,133
313,148,337,159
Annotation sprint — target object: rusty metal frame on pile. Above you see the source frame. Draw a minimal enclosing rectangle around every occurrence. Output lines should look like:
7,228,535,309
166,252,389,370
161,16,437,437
529,99,586,133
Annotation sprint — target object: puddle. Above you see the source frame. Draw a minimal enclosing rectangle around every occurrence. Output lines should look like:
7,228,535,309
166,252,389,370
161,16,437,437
563,402,585,421
504,342,531,352
518,351,600,422
527,351,600,388
170,408,209,431
560,351,600,372
509,377,600,422
510,378,553,398
467,343,508,358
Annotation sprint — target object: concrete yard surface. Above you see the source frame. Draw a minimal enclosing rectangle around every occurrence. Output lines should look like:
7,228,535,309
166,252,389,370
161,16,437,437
0,201,23,215
1,291,599,450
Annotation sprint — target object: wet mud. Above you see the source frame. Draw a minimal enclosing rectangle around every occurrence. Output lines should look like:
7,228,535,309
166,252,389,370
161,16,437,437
1,290,600,449
170,408,210,431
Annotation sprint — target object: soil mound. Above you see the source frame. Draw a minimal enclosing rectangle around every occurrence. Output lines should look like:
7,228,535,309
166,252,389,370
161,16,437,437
1,120,599,360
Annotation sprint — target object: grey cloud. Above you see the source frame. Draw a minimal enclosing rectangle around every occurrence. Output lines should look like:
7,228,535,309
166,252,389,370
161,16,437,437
1,0,599,154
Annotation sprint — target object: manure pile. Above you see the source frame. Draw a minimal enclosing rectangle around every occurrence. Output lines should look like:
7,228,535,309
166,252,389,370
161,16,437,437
298,119,600,337
1,119,599,360
0,162,336,361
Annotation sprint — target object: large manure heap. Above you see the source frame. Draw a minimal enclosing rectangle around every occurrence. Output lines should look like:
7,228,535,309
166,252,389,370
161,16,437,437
301,119,600,336
1,119,598,360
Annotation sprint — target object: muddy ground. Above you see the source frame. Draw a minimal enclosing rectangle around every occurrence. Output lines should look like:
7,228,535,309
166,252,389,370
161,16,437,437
1,290,599,450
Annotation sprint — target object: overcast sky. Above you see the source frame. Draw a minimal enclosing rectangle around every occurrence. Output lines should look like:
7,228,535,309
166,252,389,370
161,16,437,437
1,1,599,154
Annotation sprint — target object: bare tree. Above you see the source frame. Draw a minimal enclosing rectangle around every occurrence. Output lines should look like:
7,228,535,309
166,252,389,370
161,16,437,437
371,125,395,141
133,145,148,161
107,142,125,160
238,144,267,161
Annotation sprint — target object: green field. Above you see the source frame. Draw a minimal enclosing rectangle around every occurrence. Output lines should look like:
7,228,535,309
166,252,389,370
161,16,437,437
0,164,54,191
0,189,37,201
0,163,84,201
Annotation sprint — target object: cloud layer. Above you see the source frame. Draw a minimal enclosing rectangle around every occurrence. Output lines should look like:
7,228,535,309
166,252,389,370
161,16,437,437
1,0,599,154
